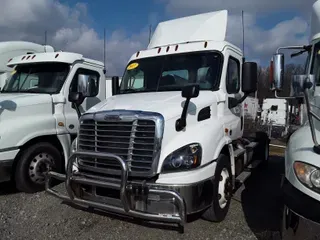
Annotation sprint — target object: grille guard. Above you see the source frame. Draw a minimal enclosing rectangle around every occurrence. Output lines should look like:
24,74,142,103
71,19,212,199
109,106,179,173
45,151,186,228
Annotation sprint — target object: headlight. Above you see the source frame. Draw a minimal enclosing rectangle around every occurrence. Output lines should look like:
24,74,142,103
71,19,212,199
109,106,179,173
293,161,320,190
71,138,78,154
161,143,202,173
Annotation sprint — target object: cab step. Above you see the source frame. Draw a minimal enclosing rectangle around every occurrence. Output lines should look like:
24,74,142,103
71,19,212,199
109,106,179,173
234,148,246,158
245,159,262,170
236,171,251,184
232,183,246,202
245,141,258,150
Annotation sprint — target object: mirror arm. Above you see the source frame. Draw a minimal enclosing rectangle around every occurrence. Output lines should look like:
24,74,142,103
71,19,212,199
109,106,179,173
237,93,248,104
175,98,191,132
276,45,308,54
72,102,82,119
229,93,249,109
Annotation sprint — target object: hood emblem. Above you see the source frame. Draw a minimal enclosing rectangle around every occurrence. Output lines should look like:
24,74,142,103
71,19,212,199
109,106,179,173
104,114,121,121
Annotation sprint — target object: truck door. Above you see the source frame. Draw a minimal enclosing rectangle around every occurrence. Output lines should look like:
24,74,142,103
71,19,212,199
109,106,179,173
63,64,105,135
224,53,243,139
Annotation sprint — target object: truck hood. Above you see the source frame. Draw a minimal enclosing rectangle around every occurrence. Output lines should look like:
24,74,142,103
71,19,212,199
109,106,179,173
0,93,52,108
86,91,221,120
0,93,52,119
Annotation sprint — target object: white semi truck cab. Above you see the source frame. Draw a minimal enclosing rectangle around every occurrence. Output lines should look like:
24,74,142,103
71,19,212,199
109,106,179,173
0,51,116,193
46,10,270,232
271,0,320,234
0,41,54,89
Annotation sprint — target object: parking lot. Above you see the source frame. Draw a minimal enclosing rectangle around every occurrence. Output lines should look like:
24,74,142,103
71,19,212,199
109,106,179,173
0,154,292,240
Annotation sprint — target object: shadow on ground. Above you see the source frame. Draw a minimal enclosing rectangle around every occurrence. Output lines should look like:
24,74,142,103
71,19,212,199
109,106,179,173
241,155,285,240
0,181,18,196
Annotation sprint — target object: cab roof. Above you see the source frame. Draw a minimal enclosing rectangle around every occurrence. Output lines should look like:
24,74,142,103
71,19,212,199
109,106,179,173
7,51,104,68
148,10,228,49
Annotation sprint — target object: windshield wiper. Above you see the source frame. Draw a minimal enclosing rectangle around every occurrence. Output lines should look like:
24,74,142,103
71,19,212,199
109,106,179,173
120,89,145,94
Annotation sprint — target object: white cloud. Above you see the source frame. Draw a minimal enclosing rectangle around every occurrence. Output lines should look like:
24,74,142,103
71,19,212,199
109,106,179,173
0,0,148,75
0,0,313,76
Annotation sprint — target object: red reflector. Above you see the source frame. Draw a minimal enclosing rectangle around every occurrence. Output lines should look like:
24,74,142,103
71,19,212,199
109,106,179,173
55,53,59,58
32,55,36,59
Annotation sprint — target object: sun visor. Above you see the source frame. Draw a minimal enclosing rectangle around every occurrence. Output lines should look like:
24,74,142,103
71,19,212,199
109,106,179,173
147,10,228,49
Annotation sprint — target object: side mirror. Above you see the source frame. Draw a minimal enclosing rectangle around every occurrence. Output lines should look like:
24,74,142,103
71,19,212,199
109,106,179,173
112,76,120,95
182,84,200,99
176,84,200,132
68,92,85,106
77,74,99,97
242,62,258,94
271,53,284,91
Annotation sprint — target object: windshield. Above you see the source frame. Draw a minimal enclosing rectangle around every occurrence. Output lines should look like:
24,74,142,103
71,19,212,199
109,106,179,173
119,51,222,94
2,63,70,94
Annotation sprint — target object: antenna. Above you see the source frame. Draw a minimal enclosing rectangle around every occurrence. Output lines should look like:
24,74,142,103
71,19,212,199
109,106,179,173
242,10,245,63
44,30,47,52
148,25,152,43
103,28,106,75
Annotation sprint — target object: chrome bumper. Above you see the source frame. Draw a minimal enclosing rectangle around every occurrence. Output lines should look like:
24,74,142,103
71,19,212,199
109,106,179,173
45,152,193,228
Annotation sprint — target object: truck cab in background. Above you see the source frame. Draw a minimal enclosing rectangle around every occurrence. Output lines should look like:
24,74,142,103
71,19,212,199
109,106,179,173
46,10,270,232
0,41,54,89
0,51,117,193
270,0,320,238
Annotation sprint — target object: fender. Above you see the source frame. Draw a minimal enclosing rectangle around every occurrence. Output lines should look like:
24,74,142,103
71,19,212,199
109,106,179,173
57,134,72,170
214,136,236,185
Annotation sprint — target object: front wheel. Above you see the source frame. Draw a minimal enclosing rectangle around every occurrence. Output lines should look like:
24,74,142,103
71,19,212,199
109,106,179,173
14,142,63,193
202,153,233,222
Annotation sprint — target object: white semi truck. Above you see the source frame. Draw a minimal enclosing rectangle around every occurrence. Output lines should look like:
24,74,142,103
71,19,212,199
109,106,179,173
0,41,54,89
270,0,320,237
0,51,117,193
45,10,270,232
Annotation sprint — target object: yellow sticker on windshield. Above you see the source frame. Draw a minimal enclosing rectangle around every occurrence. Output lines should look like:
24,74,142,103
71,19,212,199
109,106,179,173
11,70,16,75
127,62,139,70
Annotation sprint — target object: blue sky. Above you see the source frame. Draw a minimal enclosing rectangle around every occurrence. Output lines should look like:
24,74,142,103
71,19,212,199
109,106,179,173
0,0,315,74
62,0,165,38
63,0,310,38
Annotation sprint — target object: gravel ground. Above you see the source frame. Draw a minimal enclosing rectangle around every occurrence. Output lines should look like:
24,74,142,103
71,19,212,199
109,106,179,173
0,156,319,240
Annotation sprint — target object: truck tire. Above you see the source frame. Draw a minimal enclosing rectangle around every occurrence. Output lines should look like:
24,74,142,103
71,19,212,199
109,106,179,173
14,142,62,193
253,131,270,166
202,153,232,222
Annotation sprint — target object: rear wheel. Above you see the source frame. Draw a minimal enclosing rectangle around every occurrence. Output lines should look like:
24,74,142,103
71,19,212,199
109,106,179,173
202,153,232,222
14,142,62,193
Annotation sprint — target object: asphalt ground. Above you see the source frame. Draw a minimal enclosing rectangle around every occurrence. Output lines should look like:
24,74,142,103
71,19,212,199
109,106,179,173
0,150,319,240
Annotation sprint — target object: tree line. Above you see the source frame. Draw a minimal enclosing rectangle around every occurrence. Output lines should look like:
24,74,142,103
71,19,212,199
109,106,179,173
251,63,305,105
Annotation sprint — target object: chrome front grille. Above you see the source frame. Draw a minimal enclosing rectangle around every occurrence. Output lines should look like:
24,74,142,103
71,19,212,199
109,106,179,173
77,111,164,177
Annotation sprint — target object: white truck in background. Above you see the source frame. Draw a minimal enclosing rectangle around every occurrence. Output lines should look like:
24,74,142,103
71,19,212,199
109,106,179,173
0,41,54,89
0,51,118,193
270,0,320,237
261,98,288,127
46,10,270,232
